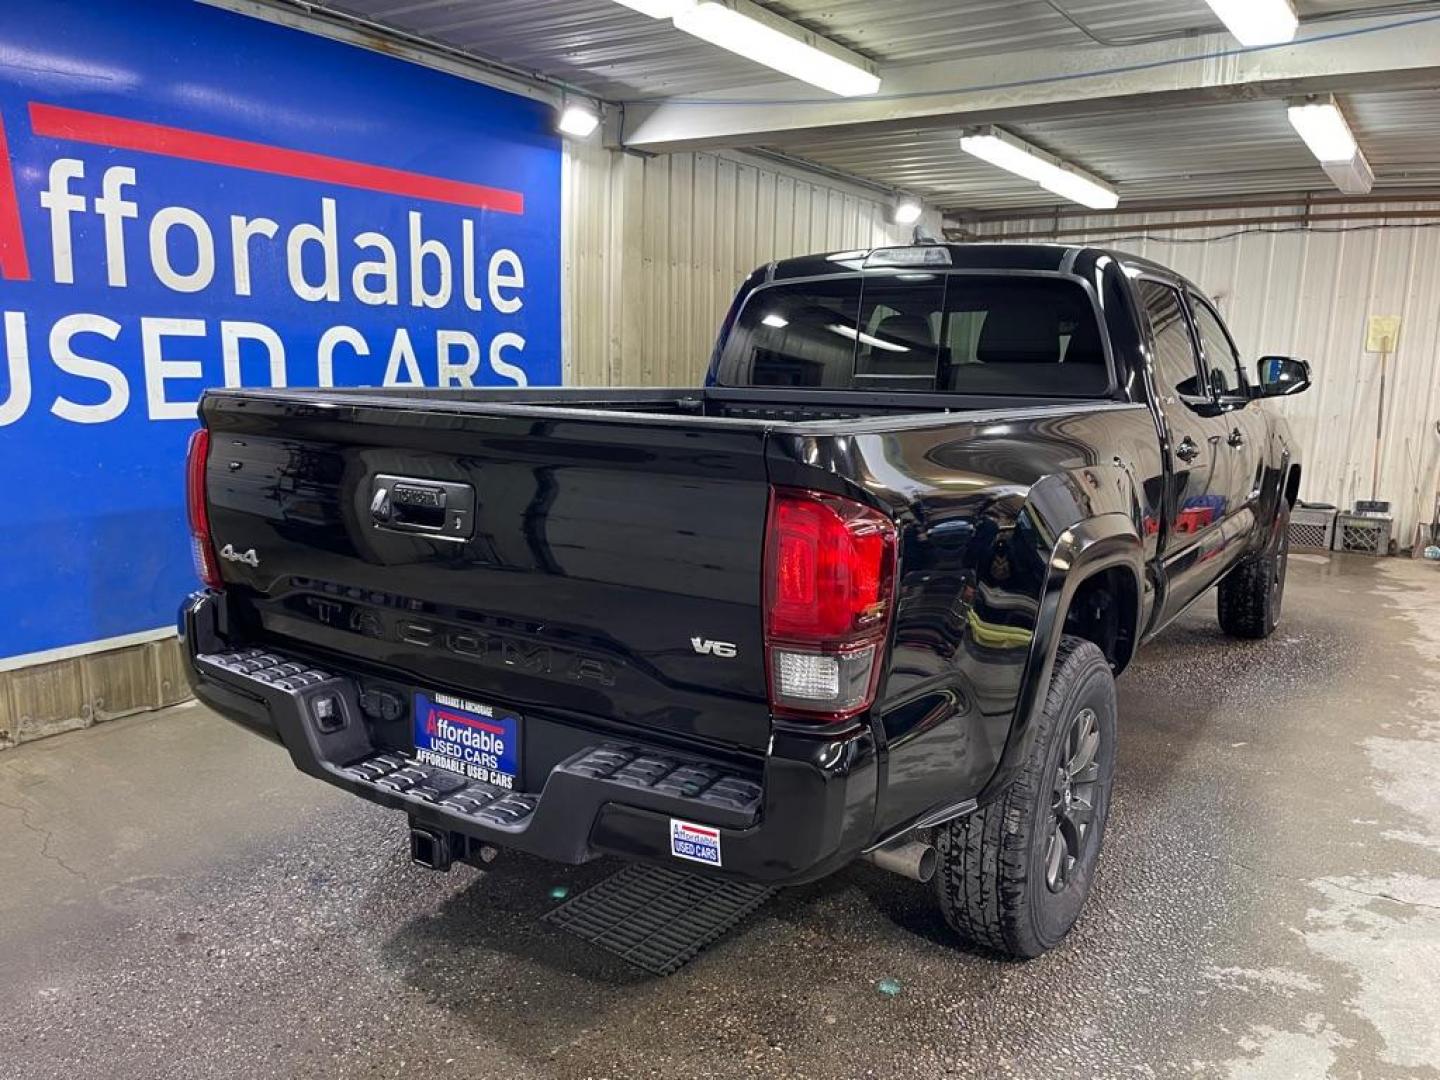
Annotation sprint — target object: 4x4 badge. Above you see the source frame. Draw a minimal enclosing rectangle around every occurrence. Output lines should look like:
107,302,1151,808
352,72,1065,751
220,543,260,568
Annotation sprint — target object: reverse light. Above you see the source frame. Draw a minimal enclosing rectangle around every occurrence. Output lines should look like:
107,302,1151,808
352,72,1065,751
764,488,897,722
186,428,222,590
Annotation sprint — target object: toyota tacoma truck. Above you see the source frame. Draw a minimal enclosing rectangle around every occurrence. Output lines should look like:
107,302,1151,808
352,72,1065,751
181,243,1309,958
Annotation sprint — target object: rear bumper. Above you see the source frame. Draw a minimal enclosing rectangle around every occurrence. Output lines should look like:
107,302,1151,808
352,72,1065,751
179,591,877,885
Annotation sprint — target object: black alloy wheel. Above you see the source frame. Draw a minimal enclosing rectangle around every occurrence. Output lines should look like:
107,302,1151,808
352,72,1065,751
1046,706,1101,892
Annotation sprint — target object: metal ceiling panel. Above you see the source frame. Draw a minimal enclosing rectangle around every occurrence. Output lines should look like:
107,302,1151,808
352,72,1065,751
324,0,1419,99
305,0,1439,209
768,88,1440,211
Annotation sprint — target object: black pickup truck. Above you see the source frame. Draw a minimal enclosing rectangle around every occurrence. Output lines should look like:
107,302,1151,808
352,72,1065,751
181,243,1310,958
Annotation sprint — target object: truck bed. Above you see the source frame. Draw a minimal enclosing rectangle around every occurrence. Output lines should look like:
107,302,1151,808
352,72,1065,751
223,384,1116,427
197,384,1125,760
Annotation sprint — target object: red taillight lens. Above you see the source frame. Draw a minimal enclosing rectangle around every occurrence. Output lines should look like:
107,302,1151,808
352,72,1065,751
764,488,897,722
186,428,222,590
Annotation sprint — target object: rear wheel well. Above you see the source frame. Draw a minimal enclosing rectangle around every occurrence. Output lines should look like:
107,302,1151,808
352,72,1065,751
1062,567,1139,674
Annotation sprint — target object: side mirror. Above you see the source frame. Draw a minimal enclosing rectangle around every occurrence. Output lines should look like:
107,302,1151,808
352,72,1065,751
1255,356,1311,397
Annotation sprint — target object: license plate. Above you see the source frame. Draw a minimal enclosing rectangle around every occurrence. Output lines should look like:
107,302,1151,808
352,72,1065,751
413,691,521,790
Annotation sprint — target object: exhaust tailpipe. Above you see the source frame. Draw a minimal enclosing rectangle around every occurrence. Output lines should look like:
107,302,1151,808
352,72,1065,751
409,824,453,872
862,840,937,883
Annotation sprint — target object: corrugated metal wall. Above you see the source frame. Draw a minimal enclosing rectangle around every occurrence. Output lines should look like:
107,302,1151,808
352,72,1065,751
971,206,1440,546
2,139,934,746
562,141,933,388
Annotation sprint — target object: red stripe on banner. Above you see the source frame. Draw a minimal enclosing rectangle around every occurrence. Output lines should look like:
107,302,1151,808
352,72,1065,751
431,707,506,736
28,102,524,216
0,116,31,281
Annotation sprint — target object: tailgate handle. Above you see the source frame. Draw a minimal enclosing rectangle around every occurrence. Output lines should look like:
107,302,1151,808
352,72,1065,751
369,474,475,541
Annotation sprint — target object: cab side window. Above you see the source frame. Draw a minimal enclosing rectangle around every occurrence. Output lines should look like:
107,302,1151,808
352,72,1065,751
1188,296,1244,397
1136,280,1203,403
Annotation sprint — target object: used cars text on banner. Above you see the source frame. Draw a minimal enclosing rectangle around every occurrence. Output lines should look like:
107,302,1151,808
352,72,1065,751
0,0,563,659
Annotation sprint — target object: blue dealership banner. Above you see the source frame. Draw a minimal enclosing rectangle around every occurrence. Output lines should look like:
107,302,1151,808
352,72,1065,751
0,0,562,659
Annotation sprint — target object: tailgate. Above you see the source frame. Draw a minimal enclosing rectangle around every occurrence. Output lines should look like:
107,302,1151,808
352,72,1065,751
201,393,773,751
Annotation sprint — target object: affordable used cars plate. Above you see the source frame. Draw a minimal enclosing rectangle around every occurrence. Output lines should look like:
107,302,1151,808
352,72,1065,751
413,690,521,791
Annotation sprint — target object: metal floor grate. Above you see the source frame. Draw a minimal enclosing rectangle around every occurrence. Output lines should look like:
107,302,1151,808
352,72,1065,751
543,864,775,975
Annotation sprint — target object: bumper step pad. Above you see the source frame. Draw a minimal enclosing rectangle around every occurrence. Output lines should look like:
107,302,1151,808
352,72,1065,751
543,863,775,976
195,645,764,840
563,746,762,819
199,648,336,691
343,752,539,830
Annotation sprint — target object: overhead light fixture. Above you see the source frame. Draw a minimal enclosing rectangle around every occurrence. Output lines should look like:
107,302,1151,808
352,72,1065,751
959,126,1119,210
891,198,923,226
1289,95,1373,194
761,313,789,328
1203,0,1298,46
557,103,601,138
1322,153,1374,195
1287,96,1357,162
672,0,881,97
610,0,687,16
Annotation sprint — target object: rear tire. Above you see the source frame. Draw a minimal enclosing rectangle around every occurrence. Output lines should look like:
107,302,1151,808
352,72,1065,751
934,636,1117,958
1218,503,1290,639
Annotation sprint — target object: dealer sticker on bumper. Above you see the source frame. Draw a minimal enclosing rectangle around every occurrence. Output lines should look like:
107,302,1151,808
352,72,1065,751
670,819,722,867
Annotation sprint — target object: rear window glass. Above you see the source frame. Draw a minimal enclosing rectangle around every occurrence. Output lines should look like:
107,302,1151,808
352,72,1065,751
715,273,1110,396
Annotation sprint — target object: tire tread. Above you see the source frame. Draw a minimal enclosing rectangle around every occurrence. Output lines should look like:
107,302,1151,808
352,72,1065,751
1218,507,1288,639
935,636,1110,957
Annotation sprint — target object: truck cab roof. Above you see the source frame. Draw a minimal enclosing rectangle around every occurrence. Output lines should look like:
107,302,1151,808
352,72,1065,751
765,242,1201,296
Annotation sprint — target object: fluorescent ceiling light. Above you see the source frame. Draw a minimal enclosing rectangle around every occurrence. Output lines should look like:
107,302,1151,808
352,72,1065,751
557,104,601,138
959,126,1119,210
1203,0,1298,46
761,313,789,328
1287,97,1358,162
1322,152,1374,195
892,198,923,225
673,0,881,97
610,0,687,16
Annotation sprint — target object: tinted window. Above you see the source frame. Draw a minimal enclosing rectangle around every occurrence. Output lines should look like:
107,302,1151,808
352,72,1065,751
738,277,864,388
941,278,1107,396
1188,296,1244,396
1137,281,1203,401
854,273,947,389
717,274,1109,396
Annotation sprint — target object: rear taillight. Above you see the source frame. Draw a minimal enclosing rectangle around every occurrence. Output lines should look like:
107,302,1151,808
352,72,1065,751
186,428,222,590
764,487,897,722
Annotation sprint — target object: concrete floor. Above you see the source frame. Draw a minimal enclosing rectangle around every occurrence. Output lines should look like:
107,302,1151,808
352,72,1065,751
3,555,1439,1080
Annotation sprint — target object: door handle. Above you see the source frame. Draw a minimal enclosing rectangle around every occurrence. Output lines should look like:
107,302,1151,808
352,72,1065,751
369,474,475,541
1175,436,1200,463
1227,427,1246,448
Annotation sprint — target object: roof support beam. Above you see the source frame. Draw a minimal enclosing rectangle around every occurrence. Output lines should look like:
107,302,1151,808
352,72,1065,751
952,188,1440,225
618,13,1440,152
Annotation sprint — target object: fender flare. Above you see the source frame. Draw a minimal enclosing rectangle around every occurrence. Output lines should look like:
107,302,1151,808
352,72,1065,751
974,511,1144,807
